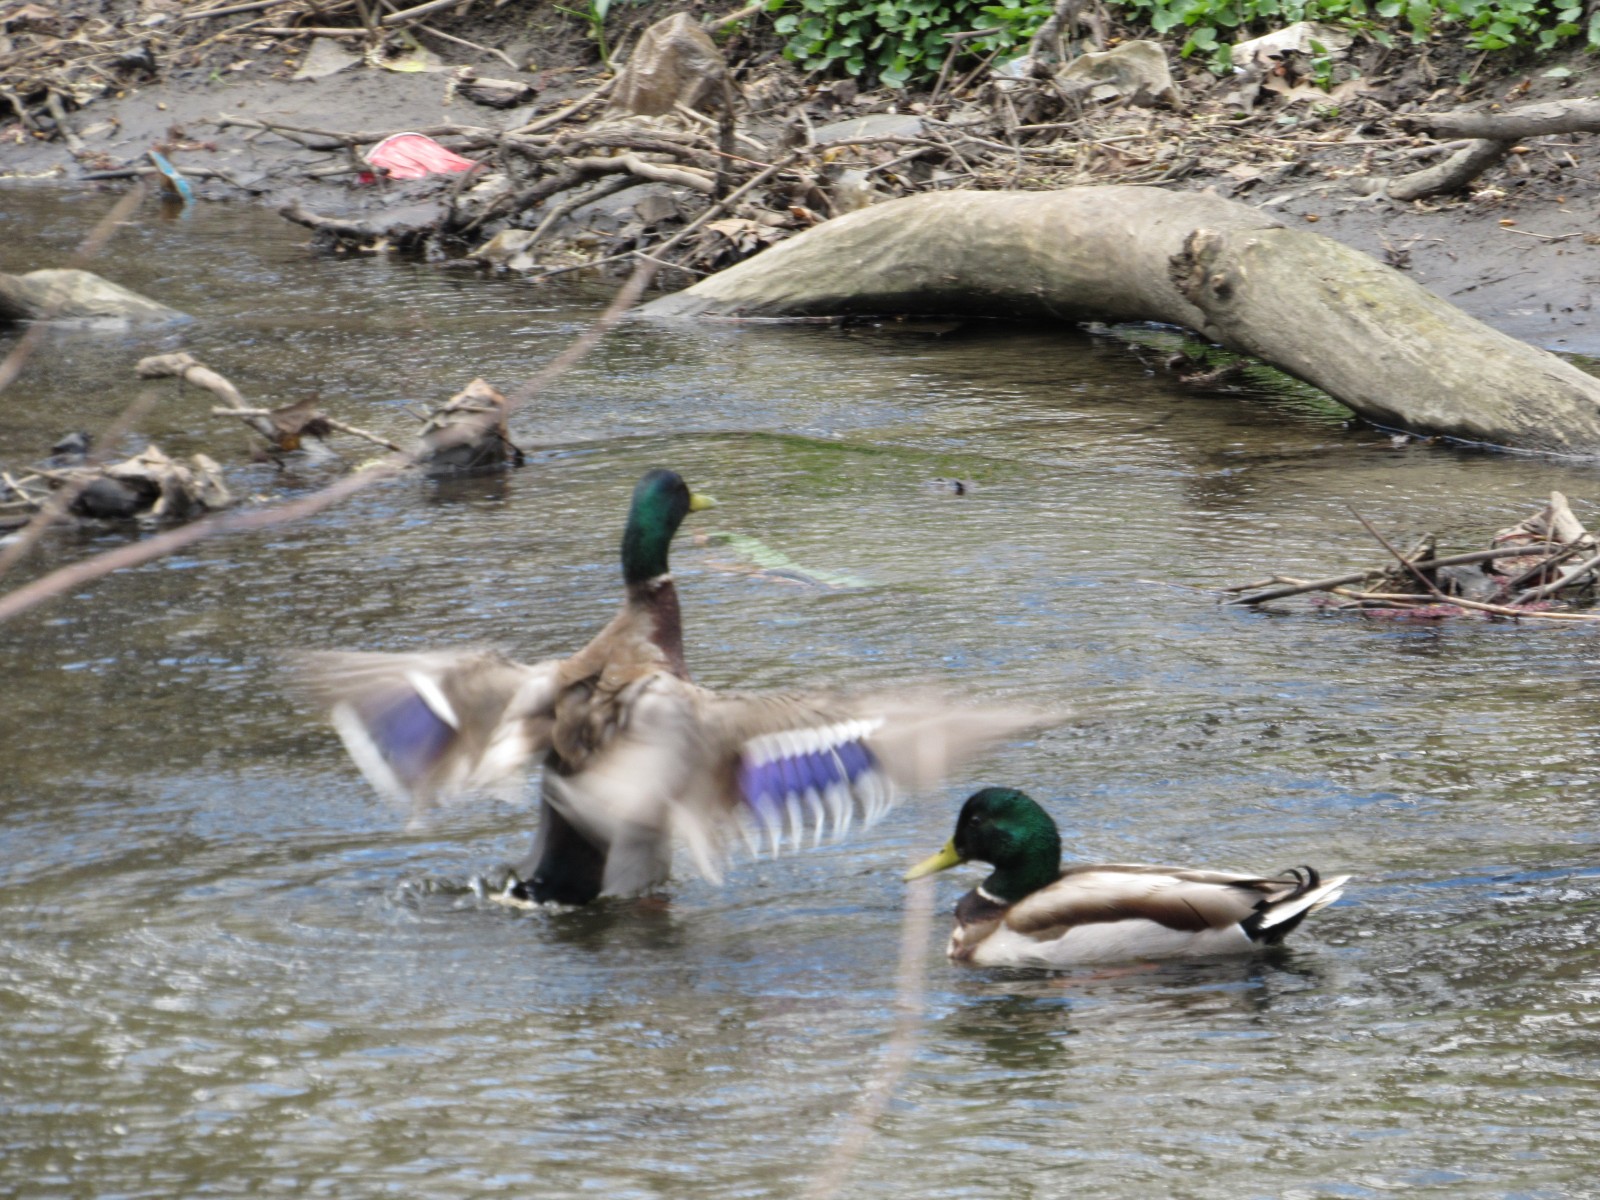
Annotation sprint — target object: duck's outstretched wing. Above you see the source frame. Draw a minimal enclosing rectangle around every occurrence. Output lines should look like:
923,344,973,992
546,679,1054,890
708,692,1054,860
297,649,562,819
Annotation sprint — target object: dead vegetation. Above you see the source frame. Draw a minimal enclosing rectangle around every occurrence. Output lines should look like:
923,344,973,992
1225,494,1600,622
8,0,1598,284
0,435,230,528
0,350,532,534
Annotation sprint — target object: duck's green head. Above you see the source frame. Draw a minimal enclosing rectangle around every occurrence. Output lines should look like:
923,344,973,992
905,787,1062,902
621,468,716,586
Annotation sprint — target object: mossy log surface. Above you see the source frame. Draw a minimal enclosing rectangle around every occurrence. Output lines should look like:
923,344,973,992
640,187,1600,455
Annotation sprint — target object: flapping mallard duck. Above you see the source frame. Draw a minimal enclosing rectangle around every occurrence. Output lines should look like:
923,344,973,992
906,787,1350,966
301,469,1045,905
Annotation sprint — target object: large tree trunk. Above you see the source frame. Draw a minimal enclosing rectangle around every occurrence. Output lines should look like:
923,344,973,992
640,188,1600,456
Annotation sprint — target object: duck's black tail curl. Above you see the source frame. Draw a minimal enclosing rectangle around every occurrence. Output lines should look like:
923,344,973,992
1242,865,1350,944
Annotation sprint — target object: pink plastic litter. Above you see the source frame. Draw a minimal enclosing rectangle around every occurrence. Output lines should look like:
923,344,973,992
363,132,477,181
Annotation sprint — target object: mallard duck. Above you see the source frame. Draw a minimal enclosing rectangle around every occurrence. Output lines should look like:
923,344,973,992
301,469,1044,906
906,788,1350,966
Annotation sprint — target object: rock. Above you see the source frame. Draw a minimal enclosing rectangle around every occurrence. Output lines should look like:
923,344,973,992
457,71,538,109
49,432,92,464
812,113,925,143
291,39,360,81
471,228,538,271
0,269,187,324
604,12,728,119
1058,41,1180,109
828,167,879,214
418,378,524,476
632,190,682,227
72,476,152,520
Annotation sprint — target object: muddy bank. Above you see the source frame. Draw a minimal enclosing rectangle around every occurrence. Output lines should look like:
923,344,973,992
5,3,1600,351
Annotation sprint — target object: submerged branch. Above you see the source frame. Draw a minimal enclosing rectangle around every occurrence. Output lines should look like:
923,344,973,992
1223,546,1563,605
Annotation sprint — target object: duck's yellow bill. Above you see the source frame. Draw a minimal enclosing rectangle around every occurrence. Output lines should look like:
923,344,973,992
689,491,717,512
904,839,962,882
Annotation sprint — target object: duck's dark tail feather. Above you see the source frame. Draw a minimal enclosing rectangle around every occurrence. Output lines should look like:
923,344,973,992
1243,866,1352,944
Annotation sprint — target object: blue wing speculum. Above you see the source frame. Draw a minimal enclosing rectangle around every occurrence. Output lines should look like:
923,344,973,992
736,718,891,855
329,679,457,800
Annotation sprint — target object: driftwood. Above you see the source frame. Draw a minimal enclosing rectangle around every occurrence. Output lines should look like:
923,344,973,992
1404,98,1600,140
1350,138,1512,201
1373,97,1600,195
279,198,448,249
134,351,520,469
136,351,272,440
1221,546,1556,605
136,352,403,453
3,444,232,524
640,187,1600,456
564,153,716,192
1225,493,1600,621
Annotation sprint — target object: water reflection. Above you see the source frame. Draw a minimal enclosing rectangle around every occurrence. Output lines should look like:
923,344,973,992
934,989,1080,1073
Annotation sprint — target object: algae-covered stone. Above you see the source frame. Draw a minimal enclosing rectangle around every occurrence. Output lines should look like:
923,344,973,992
0,269,187,324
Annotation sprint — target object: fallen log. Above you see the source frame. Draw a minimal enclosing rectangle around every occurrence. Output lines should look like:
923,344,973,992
639,187,1600,455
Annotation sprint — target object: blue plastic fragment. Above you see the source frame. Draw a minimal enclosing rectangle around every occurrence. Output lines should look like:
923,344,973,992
148,150,195,204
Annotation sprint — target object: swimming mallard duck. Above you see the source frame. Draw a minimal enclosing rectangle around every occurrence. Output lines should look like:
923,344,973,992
906,788,1350,966
301,469,1044,905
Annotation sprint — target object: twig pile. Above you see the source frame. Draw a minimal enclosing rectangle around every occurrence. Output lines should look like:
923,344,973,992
1224,493,1600,622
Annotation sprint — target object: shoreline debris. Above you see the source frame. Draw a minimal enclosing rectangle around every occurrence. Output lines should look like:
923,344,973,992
2,441,230,528
1223,492,1600,621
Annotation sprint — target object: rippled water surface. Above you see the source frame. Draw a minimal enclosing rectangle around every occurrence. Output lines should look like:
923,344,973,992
4,188,1600,1199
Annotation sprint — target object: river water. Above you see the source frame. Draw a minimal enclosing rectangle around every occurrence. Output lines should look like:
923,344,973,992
3,187,1600,1199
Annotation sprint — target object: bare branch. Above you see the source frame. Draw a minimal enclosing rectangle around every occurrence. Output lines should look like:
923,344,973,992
1350,138,1511,200
1404,98,1600,140
799,876,933,1200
